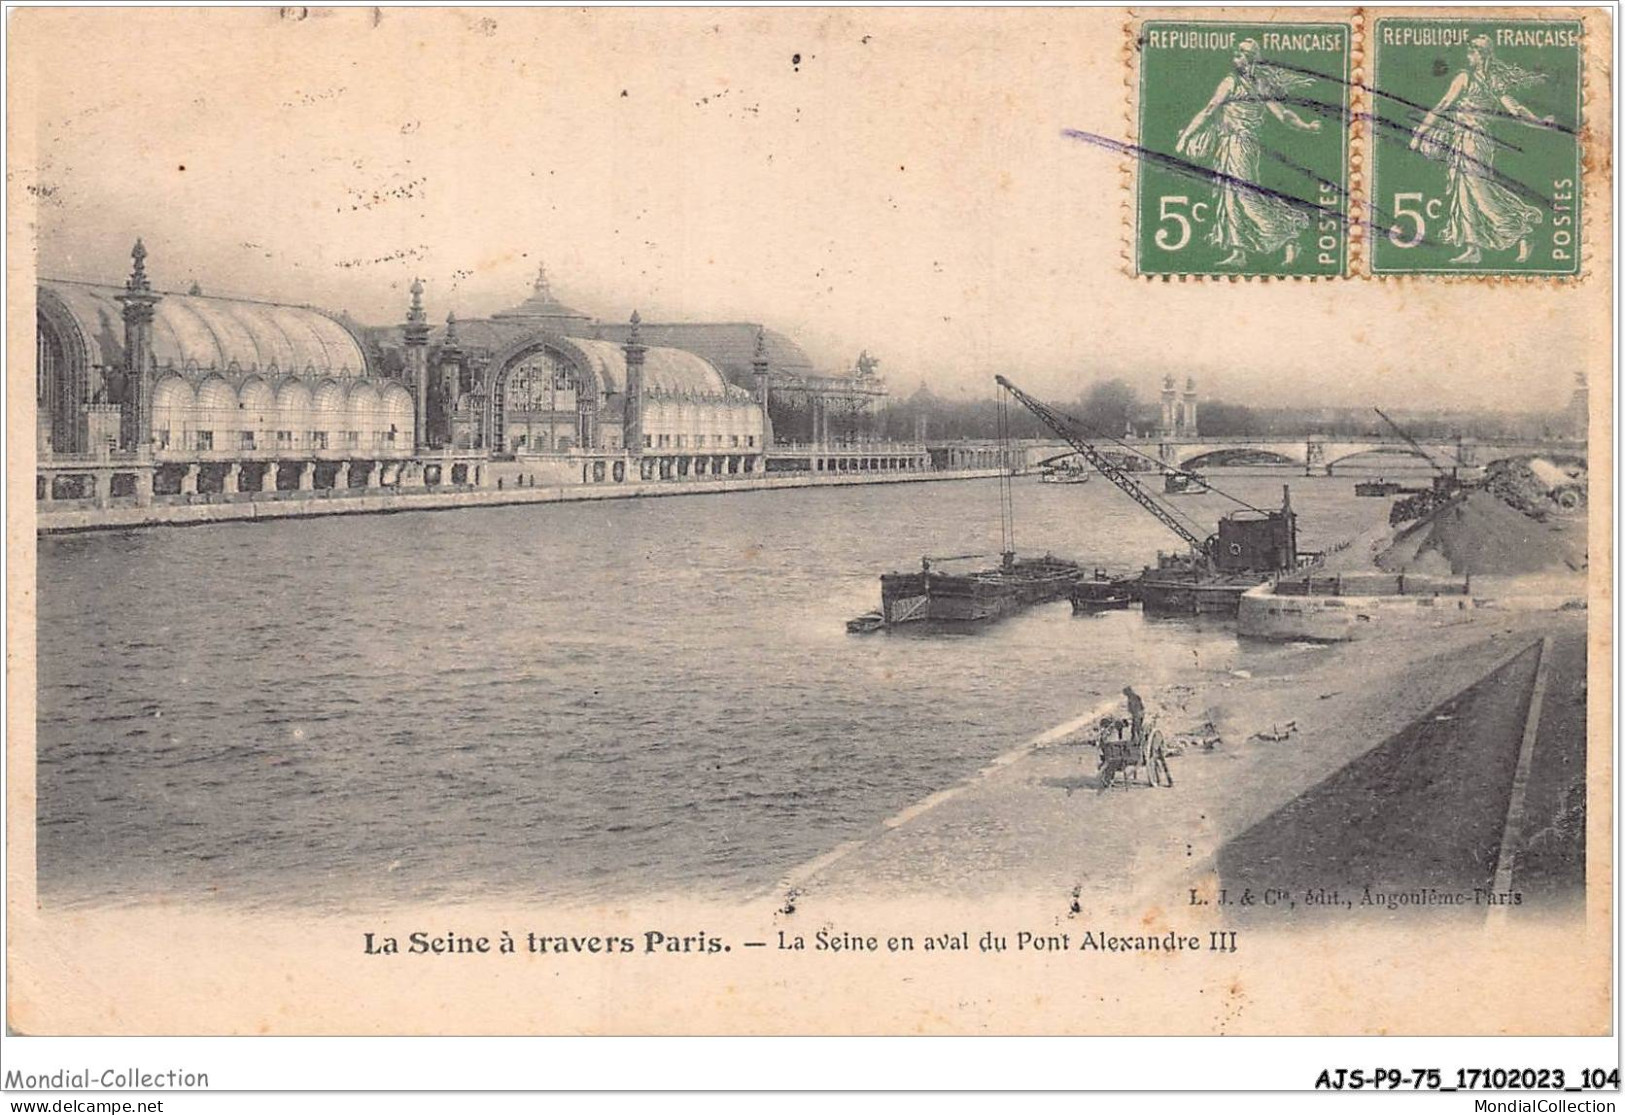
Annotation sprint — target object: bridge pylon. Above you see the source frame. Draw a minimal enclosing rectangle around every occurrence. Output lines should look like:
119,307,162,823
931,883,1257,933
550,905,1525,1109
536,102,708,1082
1304,439,1325,476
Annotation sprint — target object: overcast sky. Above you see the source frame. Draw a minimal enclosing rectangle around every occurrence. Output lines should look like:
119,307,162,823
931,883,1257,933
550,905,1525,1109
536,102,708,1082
16,7,1598,411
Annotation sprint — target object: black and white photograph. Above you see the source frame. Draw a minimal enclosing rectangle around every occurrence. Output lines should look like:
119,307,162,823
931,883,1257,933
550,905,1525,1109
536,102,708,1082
4,2,1613,1083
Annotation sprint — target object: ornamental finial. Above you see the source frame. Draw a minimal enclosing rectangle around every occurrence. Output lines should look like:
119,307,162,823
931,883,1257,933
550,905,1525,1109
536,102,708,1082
127,238,151,292
407,278,426,323
533,261,550,297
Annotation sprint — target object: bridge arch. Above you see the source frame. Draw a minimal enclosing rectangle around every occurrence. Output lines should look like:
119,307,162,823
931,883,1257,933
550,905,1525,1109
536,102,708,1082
1177,447,1301,470
1323,445,1446,472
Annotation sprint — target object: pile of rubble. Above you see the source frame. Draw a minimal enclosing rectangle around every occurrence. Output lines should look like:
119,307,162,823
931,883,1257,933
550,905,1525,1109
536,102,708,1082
1378,488,1587,575
1483,456,1588,517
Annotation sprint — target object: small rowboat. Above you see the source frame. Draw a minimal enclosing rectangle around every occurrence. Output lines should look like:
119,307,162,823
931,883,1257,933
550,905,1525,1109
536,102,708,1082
845,610,886,634
1071,587,1135,614
1070,570,1137,614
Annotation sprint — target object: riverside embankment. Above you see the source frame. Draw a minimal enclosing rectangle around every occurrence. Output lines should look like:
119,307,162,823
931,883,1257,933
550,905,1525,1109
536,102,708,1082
782,483,1593,921
34,466,1003,534
783,605,1589,918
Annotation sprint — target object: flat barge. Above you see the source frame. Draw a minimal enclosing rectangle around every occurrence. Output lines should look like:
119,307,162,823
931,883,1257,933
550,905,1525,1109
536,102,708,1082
877,553,1082,626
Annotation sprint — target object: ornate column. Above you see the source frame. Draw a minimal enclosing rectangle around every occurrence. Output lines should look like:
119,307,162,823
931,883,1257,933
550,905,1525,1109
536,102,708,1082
751,326,774,450
403,279,431,450
434,312,463,449
114,239,162,453
622,311,646,456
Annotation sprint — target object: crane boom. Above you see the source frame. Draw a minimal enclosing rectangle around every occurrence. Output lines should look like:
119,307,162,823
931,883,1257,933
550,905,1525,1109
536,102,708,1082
994,375,1210,554
1374,407,1455,475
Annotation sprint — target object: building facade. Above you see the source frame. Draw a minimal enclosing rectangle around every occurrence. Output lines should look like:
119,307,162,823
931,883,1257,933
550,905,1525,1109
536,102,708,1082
363,268,768,483
36,243,873,504
37,241,414,499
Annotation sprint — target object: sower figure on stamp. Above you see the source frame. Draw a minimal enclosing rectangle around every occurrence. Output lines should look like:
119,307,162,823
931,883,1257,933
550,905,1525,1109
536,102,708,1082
1409,35,1554,265
1175,39,1322,268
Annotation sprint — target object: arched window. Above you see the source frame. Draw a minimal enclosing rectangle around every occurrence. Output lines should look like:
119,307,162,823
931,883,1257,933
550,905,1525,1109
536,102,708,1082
312,380,345,451
151,377,195,455
379,385,413,454
277,381,313,453
194,377,238,453
239,379,275,452
345,382,381,452
498,347,585,452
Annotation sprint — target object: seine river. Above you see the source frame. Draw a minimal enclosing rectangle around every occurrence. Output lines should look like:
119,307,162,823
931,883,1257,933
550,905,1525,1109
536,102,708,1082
35,471,1400,910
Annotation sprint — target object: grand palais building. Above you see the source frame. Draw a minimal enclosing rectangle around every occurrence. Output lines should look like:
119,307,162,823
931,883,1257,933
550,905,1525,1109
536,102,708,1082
35,241,904,504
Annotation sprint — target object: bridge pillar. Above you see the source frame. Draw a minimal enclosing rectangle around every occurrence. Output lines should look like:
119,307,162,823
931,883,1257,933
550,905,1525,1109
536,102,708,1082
1305,440,1325,477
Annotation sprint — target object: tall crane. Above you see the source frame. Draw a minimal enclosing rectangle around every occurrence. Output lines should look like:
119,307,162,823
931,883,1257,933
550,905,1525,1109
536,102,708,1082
1373,407,1457,479
994,375,1213,558
1373,407,1464,498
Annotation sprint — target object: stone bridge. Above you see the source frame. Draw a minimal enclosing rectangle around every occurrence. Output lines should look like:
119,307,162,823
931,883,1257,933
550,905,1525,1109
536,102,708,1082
1014,435,1584,474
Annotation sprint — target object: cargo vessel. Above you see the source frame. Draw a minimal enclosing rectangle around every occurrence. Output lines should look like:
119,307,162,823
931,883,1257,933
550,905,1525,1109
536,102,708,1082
878,553,1083,625
1134,490,1306,617
994,377,1318,623
1038,453,1092,485
1040,464,1092,484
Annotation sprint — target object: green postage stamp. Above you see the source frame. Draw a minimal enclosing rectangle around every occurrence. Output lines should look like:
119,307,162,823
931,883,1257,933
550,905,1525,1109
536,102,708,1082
1370,18,1583,276
1135,21,1352,278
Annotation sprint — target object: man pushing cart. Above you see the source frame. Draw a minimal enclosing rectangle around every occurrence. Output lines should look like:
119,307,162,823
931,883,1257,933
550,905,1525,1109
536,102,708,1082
1096,686,1173,790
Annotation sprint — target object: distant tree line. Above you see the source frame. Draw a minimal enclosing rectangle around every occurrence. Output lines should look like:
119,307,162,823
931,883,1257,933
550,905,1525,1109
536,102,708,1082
877,379,1577,444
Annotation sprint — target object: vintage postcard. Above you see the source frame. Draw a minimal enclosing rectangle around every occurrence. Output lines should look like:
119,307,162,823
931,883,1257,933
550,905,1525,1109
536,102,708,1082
4,5,1613,1053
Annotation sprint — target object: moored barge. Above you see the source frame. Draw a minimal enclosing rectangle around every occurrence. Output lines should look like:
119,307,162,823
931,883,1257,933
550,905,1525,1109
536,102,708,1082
879,553,1083,625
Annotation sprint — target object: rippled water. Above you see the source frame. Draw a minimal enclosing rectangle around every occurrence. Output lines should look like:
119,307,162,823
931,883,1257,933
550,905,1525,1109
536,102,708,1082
36,470,1400,910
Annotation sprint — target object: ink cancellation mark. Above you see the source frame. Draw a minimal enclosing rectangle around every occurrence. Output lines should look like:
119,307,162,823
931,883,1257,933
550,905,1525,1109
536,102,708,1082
1135,21,1352,278
1370,18,1582,277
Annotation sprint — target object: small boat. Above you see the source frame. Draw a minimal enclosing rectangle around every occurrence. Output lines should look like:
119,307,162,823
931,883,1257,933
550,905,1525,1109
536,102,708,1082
845,610,886,634
1354,479,1402,497
1164,471,1208,495
1071,573,1136,614
1036,452,1091,484
879,553,1083,625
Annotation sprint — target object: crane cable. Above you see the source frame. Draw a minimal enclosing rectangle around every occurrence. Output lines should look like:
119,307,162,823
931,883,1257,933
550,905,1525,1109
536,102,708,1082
997,392,1016,557
1043,395,1272,517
